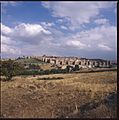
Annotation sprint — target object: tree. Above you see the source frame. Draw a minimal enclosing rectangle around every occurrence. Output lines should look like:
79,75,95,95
74,65,80,71
1,59,24,81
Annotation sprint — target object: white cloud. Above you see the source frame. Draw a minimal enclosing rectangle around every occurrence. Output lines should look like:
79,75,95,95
41,22,55,28
66,40,87,49
1,34,21,55
1,23,52,45
57,19,64,23
63,24,117,52
61,25,68,30
94,18,109,25
42,1,115,30
1,44,21,54
1,22,116,59
1,26,20,55
1,23,13,35
98,44,112,51
13,23,51,37
1,23,54,56
1,35,12,44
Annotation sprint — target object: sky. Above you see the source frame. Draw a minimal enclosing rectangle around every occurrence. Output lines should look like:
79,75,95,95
1,1,117,60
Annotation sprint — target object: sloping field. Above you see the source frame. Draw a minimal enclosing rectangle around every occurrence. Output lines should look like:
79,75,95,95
1,71,117,118
16,58,58,70
40,63,58,70
16,58,44,64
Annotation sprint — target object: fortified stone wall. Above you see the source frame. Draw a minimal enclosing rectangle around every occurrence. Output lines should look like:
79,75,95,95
41,56,111,68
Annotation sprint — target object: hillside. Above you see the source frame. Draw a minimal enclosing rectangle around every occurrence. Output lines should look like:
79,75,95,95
1,71,117,118
16,58,44,64
15,58,58,70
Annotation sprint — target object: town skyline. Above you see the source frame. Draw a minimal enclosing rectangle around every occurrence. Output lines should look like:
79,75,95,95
1,54,117,62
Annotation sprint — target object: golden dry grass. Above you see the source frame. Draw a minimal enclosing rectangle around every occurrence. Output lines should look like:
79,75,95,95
1,71,117,118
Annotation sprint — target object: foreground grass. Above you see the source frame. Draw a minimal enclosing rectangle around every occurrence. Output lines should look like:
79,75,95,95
1,71,117,118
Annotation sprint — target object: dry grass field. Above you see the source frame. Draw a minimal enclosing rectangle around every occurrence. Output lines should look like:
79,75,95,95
1,71,117,118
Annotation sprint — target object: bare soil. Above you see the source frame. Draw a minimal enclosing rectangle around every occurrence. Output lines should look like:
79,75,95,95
1,71,117,118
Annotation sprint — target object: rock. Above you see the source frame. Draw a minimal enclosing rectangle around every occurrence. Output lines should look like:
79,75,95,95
104,92,117,109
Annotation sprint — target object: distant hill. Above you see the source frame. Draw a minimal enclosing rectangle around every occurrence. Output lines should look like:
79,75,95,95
15,58,58,70
16,58,45,65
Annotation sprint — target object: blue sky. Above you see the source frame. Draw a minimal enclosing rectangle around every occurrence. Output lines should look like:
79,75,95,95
1,1,117,60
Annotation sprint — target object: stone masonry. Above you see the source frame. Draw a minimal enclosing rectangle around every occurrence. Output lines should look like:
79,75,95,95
37,55,111,69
